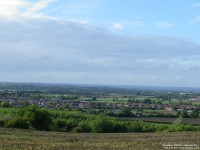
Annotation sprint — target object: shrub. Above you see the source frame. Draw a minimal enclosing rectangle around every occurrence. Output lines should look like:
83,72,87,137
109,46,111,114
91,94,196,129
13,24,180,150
56,119,67,129
0,120,5,127
21,105,51,130
155,124,168,132
73,120,92,132
91,116,114,133
142,123,156,132
64,118,79,131
1,102,11,108
6,105,52,130
118,108,133,117
128,121,144,132
6,117,29,129
112,121,127,132
190,110,199,118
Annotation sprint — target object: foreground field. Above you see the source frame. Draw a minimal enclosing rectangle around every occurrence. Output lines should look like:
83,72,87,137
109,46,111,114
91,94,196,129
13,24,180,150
0,128,199,150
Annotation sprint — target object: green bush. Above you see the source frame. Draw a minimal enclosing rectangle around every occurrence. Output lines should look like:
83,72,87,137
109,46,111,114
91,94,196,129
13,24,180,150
1,107,200,133
142,123,156,132
166,125,199,132
6,117,29,129
155,124,168,132
21,105,51,130
0,120,5,126
128,121,144,132
73,120,92,132
118,108,133,117
56,119,67,129
91,117,114,133
5,105,52,130
111,121,127,133
190,110,199,118
65,118,79,131
1,102,11,108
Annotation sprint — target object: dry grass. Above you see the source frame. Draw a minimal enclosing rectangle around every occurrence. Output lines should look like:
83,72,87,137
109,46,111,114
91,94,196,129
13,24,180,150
0,128,199,150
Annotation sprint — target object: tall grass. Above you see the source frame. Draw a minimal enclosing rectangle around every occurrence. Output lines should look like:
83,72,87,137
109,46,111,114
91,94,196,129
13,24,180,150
0,128,199,150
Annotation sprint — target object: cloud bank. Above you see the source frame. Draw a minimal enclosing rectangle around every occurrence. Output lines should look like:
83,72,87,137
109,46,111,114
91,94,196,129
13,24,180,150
0,16,200,87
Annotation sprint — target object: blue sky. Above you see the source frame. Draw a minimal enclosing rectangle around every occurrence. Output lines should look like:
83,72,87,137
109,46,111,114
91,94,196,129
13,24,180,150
42,0,200,42
0,0,200,87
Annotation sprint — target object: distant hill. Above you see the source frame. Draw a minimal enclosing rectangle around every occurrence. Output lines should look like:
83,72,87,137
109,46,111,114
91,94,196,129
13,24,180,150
0,82,200,93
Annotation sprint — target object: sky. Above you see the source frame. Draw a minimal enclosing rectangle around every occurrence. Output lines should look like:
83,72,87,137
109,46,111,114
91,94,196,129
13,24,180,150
0,0,200,87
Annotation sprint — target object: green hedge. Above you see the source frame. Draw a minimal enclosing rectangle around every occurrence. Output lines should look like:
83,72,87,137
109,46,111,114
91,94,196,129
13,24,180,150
1,106,200,133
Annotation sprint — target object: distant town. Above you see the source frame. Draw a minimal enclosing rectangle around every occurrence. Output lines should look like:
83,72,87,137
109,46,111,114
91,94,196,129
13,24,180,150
0,83,200,120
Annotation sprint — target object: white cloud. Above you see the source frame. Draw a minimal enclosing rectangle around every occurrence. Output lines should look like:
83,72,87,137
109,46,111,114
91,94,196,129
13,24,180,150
1,1,200,87
155,21,174,29
23,0,56,17
0,0,56,18
0,0,29,17
0,17,200,86
112,22,123,30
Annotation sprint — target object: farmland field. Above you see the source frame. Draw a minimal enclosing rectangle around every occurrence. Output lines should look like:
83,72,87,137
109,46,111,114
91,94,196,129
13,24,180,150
121,117,200,125
0,128,199,150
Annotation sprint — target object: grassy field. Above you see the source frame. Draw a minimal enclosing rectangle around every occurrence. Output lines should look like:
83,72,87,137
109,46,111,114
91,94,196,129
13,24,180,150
0,128,199,150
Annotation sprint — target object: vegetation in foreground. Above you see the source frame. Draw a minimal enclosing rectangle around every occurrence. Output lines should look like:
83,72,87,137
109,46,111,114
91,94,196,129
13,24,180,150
0,106,200,133
0,128,199,150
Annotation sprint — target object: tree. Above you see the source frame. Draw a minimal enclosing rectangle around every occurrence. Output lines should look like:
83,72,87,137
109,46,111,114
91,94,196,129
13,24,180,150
128,121,144,132
7,105,52,130
143,98,152,104
176,111,181,117
20,100,29,107
190,110,199,118
23,105,51,130
73,121,91,132
91,115,114,133
6,117,29,129
92,97,97,101
181,110,189,118
1,102,11,108
118,108,132,117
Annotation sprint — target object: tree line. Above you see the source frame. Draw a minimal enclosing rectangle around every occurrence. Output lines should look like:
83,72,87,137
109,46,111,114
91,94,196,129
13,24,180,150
0,106,200,133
